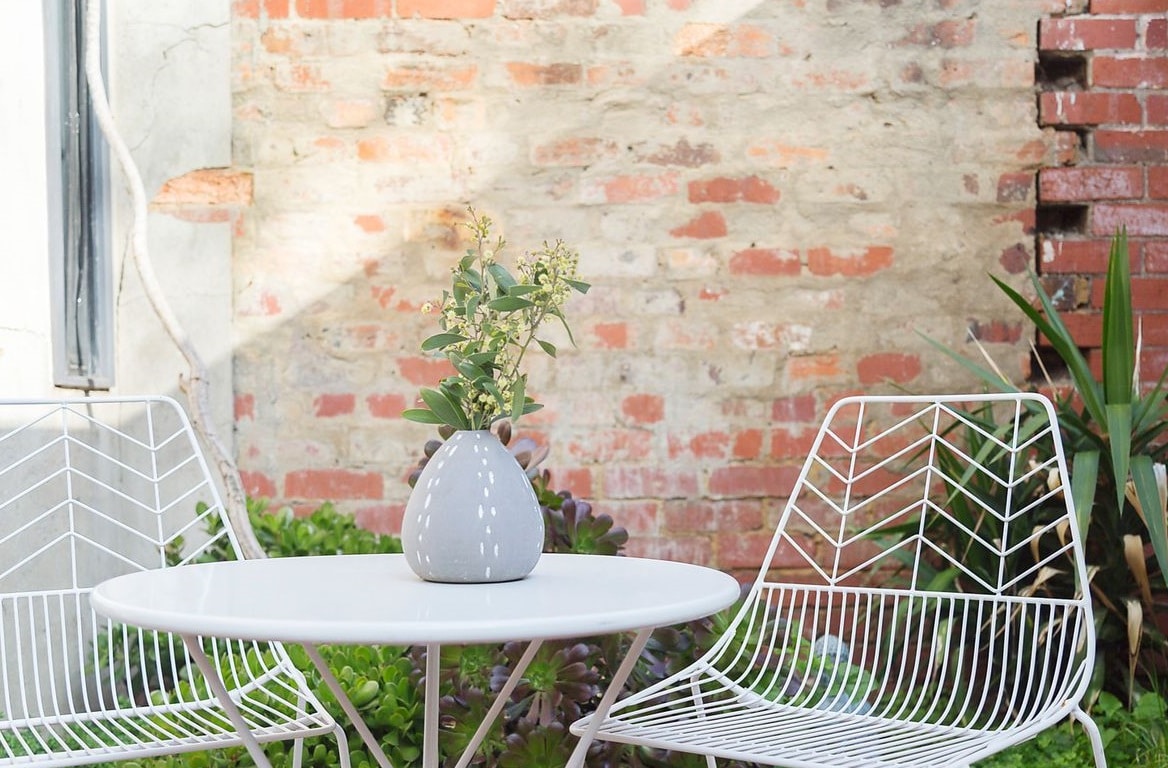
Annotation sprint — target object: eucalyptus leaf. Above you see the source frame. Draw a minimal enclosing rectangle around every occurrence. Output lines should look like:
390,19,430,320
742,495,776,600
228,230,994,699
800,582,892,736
510,376,526,424
486,263,518,291
565,278,590,294
402,408,444,425
486,296,535,312
420,332,466,351
537,339,557,358
420,387,469,430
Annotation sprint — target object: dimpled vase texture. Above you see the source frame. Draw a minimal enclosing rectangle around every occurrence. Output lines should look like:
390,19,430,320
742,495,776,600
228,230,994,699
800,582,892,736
402,430,544,583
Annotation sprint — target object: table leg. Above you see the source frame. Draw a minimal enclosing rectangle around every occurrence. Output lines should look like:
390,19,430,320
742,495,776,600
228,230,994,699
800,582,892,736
301,644,394,768
180,634,274,768
566,627,653,768
424,644,440,768
451,639,543,768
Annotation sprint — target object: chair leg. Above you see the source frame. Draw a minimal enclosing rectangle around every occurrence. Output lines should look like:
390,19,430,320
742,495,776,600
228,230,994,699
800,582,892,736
1072,707,1108,768
705,755,717,768
333,724,353,768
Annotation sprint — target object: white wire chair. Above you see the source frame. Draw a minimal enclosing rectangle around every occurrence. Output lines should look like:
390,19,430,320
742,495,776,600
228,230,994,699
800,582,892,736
0,396,347,766
575,393,1105,768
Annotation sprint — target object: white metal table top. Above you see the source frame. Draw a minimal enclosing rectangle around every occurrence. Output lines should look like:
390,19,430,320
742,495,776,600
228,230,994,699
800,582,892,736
91,553,741,645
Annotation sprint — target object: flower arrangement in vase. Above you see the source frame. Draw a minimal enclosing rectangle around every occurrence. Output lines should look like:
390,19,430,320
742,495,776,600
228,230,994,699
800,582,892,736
401,209,589,583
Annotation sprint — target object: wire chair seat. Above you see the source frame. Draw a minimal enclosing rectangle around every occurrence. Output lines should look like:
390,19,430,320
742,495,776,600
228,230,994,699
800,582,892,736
575,394,1105,768
0,397,345,767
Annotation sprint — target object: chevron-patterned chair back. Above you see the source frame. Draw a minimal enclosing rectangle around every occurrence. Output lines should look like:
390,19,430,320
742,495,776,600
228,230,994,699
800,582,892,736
0,397,343,766
576,393,1105,768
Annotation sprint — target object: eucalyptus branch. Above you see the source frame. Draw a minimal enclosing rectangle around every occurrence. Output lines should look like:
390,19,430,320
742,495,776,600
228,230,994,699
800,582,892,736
403,210,589,433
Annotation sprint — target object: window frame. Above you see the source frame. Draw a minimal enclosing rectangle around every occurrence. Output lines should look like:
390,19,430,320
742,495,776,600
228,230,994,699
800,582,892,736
44,0,114,391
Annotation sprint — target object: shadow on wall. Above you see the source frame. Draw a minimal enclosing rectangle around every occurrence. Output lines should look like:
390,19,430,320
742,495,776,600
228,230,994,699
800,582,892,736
224,0,1050,571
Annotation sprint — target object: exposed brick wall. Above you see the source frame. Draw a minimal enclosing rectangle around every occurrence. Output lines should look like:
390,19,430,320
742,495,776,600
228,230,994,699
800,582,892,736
1037,0,1168,382
218,0,1164,576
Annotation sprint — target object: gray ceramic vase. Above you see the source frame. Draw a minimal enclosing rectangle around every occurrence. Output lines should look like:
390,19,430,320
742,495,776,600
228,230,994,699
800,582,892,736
402,430,544,583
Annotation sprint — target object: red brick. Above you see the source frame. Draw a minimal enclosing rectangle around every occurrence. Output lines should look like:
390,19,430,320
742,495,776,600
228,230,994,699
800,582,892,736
644,139,721,167
856,352,923,385
550,467,593,499
532,137,618,167
807,246,894,277
240,470,278,499
1088,0,1168,11
592,322,628,349
613,0,645,14
772,394,818,423
296,0,391,17
668,431,730,460
596,173,679,203
1039,17,1138,50
770,427,819,459
716,530,779,569
399,0,495,16
1039,166,1143,201
688,176,780,204
1147,242,1168,272
708,465,800,498
383,65,478,91
732,429,764,460
728,248,800,276
1151,95,1168,126
662,499,765,534
967,319,1024,343
1059,312,1104,347
1040,237,1114,273
997,172,1032,203
600,500,659,535
1092,204,1168,236
1150,18,1168,50
235,393,256,421
1039,91,1142,126
313,393,355,417
285,468,384,500
625,536,713,566
674,23,774,57
567,430,654,462
603,467,699,499
1150,166,1168,199
669,211,727,239
152,169,253,208
354,504,404,535
397,356,455,385
1131,277,1168,310
234,0,290,18
1093,56,1168,88
366,393,407,418
621,394,664,424
1095,130,1168,163
354,215,385,233
899,20,977,48
787,354,844,382
506,62,582,86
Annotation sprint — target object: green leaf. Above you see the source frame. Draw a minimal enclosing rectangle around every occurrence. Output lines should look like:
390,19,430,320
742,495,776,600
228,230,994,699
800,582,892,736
402,408,444,425
420,332,466,351
510,376,526,424
565,278,590,294
1105,403,1133,514
452,357,487,381
507,284,541,296
420,387,469,430
1101,228,1134,406
1071,449,1100,538
537,338,557,358
991,273,1106,425
486,263,518,291
486,296,535,312
1130,456,1168,591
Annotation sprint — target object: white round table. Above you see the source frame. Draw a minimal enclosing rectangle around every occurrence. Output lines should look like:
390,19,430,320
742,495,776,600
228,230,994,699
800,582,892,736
93,553,740,768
